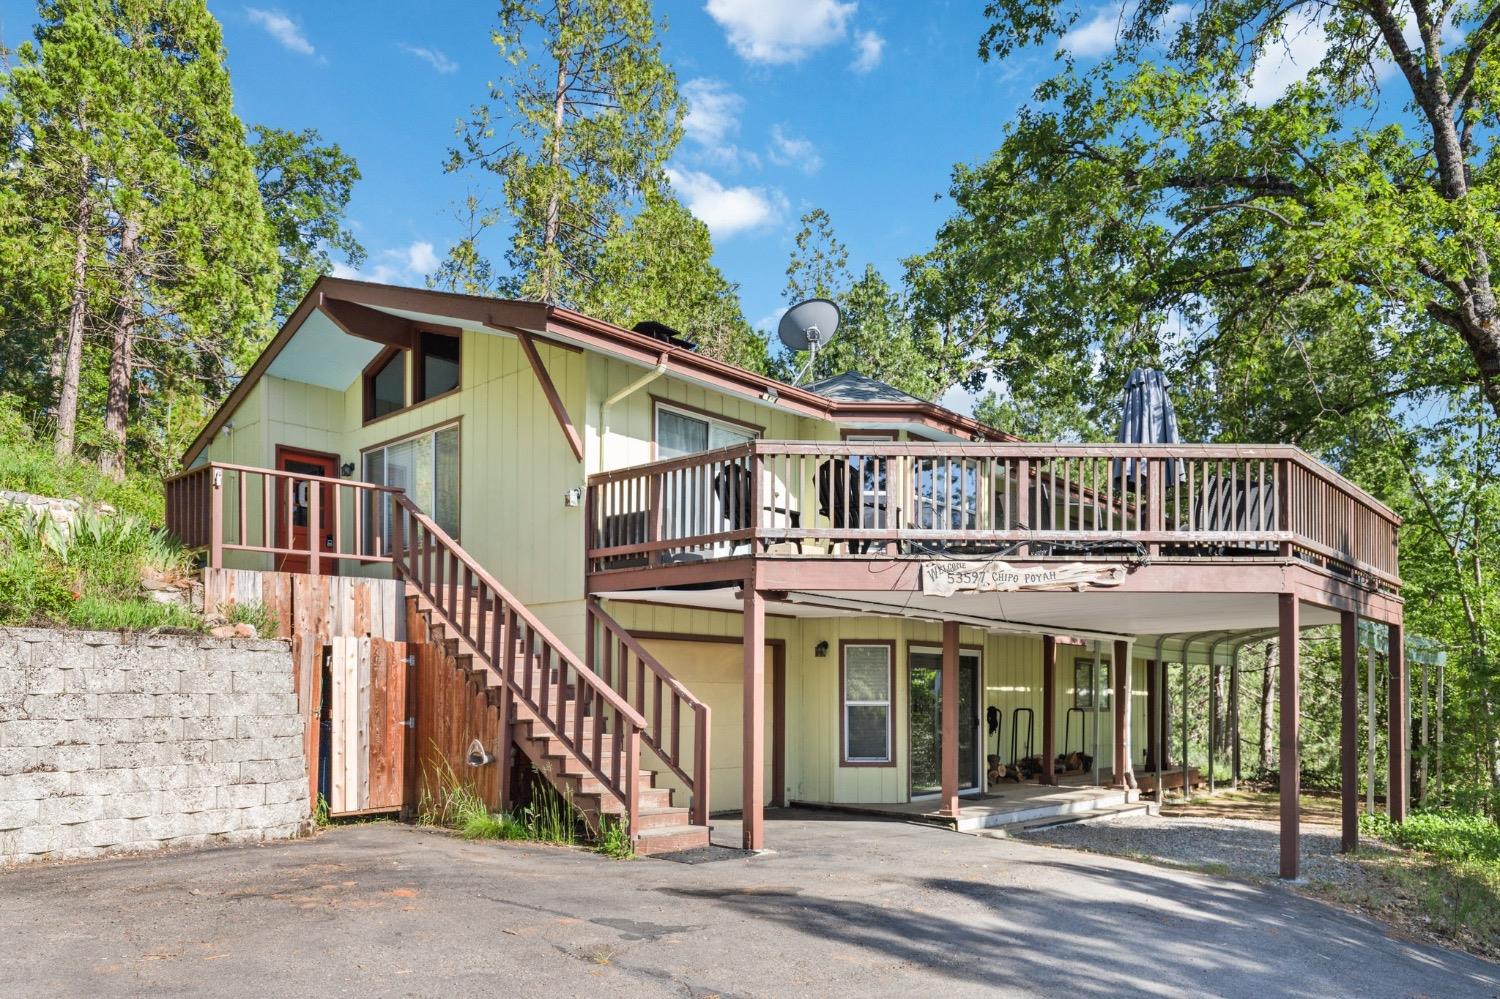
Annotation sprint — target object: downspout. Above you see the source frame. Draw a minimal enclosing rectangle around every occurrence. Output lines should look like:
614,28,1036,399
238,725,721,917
600,353,668,468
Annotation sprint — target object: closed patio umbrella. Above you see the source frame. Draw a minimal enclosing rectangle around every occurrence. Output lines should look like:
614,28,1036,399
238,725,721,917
1115,367,1182,485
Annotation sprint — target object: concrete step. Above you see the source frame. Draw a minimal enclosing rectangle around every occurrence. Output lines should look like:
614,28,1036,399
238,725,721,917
975,801,1155,838
633,823,711,856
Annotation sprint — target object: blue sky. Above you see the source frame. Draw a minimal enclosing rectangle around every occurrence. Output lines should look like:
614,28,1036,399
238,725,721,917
0,2,1056,378
0,0,1322,411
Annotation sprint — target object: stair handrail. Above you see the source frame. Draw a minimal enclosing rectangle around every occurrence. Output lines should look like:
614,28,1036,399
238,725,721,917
587,598,712,826
391,494,646,831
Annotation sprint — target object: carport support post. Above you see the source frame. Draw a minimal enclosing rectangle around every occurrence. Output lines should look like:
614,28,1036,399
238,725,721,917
1340,611,1359,853
1388,621,1408,824
1279,594,1301,879
742,582,766,850
1041,635,1057,785
939,620,961,817
1112,639,1133,789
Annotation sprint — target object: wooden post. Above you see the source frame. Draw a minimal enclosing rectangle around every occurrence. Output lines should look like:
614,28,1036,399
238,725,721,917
495,668,514,813
1279,593,1301,879
308,479,321,577
1388,620,1408,823
940,620,961,816
208,468,224,569
1113,639,1133,789
1366,642,1378,814
1041,636,1057,786
1340,610,1359,853
742,581,766,849
1230,647,1241,790
1145,657,1158,770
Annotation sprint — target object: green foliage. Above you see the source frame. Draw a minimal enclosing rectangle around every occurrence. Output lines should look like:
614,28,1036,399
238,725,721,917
0,503,193,630
314,794,331,828
446,0,681,305
580,187,767,371
222,600,279,639
251,125,364,326
417,757,584,846
1364,811,1500,864
777,209,944,398
595,816,632,859
0,398,161,520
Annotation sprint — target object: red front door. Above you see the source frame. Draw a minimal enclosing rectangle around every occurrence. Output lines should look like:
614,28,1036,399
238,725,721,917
275,447,337,574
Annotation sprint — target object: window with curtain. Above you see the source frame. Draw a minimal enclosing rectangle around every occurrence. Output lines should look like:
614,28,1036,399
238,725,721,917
363,423,460,550
843,643,893,763
655,404,755,458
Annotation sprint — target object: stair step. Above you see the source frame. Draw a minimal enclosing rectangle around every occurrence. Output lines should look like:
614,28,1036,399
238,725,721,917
636,806,693,831
633,824,712,856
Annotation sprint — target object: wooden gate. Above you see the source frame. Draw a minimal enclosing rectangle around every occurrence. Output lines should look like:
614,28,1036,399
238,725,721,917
327,636,409,815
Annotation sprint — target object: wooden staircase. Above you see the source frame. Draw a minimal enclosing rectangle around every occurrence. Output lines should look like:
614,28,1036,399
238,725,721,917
394,496,710,856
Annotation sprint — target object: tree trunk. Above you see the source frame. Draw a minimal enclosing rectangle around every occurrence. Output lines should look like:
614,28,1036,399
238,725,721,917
541,7,569,303
53,160,92,460
1259,643,1275,773
98,217,139,481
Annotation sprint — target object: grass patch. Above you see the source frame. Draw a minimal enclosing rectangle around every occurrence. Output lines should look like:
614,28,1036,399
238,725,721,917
416,756,616,851
1307,811,1500,962
0,505,201,631
0,398,163,522
221,600,279,638
596,817,633,860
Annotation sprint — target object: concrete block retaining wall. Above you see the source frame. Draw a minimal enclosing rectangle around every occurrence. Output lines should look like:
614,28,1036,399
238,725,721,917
0,628,310,865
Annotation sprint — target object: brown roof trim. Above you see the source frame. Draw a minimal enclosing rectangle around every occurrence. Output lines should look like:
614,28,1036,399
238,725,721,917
182,278,1012,467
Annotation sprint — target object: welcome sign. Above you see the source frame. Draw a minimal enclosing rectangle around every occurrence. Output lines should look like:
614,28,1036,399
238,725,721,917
921,560,1128,596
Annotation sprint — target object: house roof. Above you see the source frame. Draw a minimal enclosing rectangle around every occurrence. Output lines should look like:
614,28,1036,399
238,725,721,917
803,371,928,405
181,278,1015,466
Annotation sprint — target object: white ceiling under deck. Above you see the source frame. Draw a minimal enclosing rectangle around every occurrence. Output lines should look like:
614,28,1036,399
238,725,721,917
593,584,1342,646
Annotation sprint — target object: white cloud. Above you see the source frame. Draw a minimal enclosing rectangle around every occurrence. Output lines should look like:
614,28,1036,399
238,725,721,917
1061,4,1125,58
850,29,885,72
768,125,822,175
340,240,438,284
1245,6,1328,106
245,8,317,57
705,0,857,64
682,78,744,149
666,167,785,238
400,43,458,74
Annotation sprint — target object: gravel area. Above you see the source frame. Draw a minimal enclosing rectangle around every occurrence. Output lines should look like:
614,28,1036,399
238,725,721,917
1020,811,1400,885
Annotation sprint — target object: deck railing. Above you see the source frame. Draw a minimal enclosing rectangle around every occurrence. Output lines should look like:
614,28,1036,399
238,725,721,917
394,497,648,835
587,598,711,826
586,442,1401,587
164,462,401,574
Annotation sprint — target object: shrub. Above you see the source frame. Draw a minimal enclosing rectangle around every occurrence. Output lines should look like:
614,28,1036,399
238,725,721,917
1363,810,1500,864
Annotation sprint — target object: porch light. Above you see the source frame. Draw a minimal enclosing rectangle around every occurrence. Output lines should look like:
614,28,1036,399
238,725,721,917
814,640,829,657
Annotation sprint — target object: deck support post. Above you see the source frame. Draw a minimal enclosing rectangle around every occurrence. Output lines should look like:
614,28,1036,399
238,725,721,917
495,666,514,814
939,620,961,817
1112,639,1134,789
1279,593,1301,879
1145,657,1158,771
1041,636,1057,786
742,581,766,850
1388,620,1408,824
1340,610,1359,853
1230,647,1241,790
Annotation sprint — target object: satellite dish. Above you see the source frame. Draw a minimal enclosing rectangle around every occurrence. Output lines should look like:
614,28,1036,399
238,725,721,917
778,298,841,385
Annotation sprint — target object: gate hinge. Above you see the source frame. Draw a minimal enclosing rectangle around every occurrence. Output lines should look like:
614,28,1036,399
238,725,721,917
401,717,416,729
405,655,417,666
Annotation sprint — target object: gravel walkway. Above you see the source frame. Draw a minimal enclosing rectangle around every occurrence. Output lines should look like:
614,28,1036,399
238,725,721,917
1020,811,1399,886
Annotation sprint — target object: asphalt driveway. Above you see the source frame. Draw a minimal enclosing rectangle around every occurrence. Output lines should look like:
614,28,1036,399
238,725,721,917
2,809,1495,998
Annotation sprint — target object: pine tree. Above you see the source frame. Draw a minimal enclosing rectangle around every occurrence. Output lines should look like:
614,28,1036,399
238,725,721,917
580,188,766,371
1,0,278,477
446,0,681,304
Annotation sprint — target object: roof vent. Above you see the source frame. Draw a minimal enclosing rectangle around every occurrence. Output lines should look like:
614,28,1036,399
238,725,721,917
632,320,694,350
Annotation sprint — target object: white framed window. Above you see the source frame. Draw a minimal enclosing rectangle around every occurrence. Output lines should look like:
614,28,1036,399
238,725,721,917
363,422,460,548
654,402,757,459
843,642,894,764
